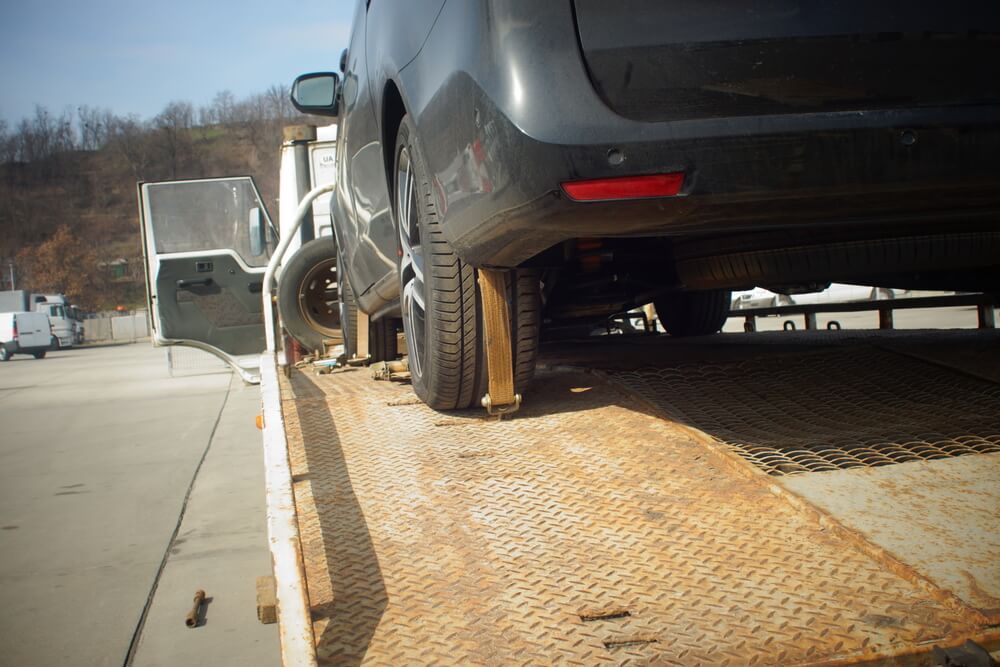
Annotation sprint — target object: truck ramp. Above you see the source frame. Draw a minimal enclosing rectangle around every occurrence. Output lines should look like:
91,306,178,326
277,332,999,666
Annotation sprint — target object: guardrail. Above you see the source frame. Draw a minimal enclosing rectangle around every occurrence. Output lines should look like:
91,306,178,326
732,293,998,332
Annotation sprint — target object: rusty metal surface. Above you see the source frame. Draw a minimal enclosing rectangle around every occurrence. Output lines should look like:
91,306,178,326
885,339,1000,385
612,346,1000,476
261,355,319,667
783,453,1000,623
279,366,984,666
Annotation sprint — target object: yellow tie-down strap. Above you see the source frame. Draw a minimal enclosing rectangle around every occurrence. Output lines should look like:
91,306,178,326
477,268,521,417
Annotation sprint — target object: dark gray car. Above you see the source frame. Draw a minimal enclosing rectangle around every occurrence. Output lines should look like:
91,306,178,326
293,0,1000,409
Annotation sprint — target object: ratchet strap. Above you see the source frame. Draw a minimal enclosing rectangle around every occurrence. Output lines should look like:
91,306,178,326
477,268,521,417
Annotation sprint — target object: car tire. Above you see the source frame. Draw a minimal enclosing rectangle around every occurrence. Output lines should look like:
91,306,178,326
33,351,46,359
394,115,539,409
0,347,9,361
278,238,342,354
338,266,397,363
654,290,732,337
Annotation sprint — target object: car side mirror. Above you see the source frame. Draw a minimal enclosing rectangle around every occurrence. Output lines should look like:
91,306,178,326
291,72,340,117
249,207,265,257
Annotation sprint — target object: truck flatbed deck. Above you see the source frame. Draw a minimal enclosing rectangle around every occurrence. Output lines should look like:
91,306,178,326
272,330,999,666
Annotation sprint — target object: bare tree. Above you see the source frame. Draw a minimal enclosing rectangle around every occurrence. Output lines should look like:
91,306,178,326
210,90,237,125
77,105,112,151
0,120,14,164
153,100,194,178
108,114,151,179
11,105,76,163
265,84,294,122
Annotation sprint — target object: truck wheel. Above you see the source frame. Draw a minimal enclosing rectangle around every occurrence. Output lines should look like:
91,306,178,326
338,266,398,363
654,290,732,336
278,238,342,354
394,115,540,409
0,347,9,361
33,351,46,359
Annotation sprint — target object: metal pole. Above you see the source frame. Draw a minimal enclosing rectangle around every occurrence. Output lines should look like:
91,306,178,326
263,182,335,354
878,307,894,330
8,262,14,291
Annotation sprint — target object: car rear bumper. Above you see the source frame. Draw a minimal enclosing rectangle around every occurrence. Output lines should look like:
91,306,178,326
410,0,1000,268
433,95,1000,267
4,342,51,354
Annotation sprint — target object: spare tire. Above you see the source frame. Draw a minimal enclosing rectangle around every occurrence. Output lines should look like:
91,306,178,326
278,237,342,354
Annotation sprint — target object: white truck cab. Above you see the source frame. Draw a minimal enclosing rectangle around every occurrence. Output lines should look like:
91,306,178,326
36,302,72,348
0,311,52,360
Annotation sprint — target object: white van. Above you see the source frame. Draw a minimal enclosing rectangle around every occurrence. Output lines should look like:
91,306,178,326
0,312,52,361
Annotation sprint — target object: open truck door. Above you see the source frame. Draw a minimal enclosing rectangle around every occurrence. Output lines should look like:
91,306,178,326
138,177,276,383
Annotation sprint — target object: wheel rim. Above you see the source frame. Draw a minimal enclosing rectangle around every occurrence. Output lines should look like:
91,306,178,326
397,145,426,380
297,258,342,337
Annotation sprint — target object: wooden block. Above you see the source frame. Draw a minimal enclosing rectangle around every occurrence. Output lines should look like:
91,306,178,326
357,311,369,359
256,575,277,624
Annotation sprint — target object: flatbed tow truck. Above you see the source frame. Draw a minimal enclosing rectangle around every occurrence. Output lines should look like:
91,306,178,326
138,128,1000,667
260,324,999,667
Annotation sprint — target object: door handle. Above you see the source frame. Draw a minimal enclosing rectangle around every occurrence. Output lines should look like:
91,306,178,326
248,282,263,294
176,278,214,288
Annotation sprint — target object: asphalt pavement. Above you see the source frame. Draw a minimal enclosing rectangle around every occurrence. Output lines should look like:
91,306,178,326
0,342,278,667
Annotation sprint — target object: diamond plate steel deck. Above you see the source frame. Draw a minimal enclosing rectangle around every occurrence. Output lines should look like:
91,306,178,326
613,346,1000,476
279,366,986,666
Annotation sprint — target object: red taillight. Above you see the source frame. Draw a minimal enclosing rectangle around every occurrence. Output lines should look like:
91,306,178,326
561,172,685,202
11,321,17,341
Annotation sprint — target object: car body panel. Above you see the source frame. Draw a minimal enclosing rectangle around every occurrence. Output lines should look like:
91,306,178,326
573,0,1000,123
332,0,1000,312
334,0,446,312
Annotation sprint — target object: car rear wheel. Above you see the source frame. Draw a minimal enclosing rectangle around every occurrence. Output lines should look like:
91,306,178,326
32,351,46,359
654,289,732,336
394,115,539,410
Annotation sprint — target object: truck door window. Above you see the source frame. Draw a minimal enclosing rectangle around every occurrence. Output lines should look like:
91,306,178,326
145,178,276,267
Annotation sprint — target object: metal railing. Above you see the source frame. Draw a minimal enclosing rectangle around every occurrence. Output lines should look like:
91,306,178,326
262,183,335,354
733,292,998,332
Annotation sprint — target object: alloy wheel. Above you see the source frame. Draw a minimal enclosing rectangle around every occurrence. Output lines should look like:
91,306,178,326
396,145,426,379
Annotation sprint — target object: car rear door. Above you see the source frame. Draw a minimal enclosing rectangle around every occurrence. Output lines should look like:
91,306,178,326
572,0,1000,122
138,177,277,381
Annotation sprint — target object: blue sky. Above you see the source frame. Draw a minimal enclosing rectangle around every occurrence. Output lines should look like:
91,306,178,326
0,1,355,125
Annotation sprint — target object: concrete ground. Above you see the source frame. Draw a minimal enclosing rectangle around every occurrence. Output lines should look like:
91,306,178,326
0,342,278,667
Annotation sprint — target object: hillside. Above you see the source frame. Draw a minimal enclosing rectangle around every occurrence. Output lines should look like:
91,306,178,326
0,91,302,310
